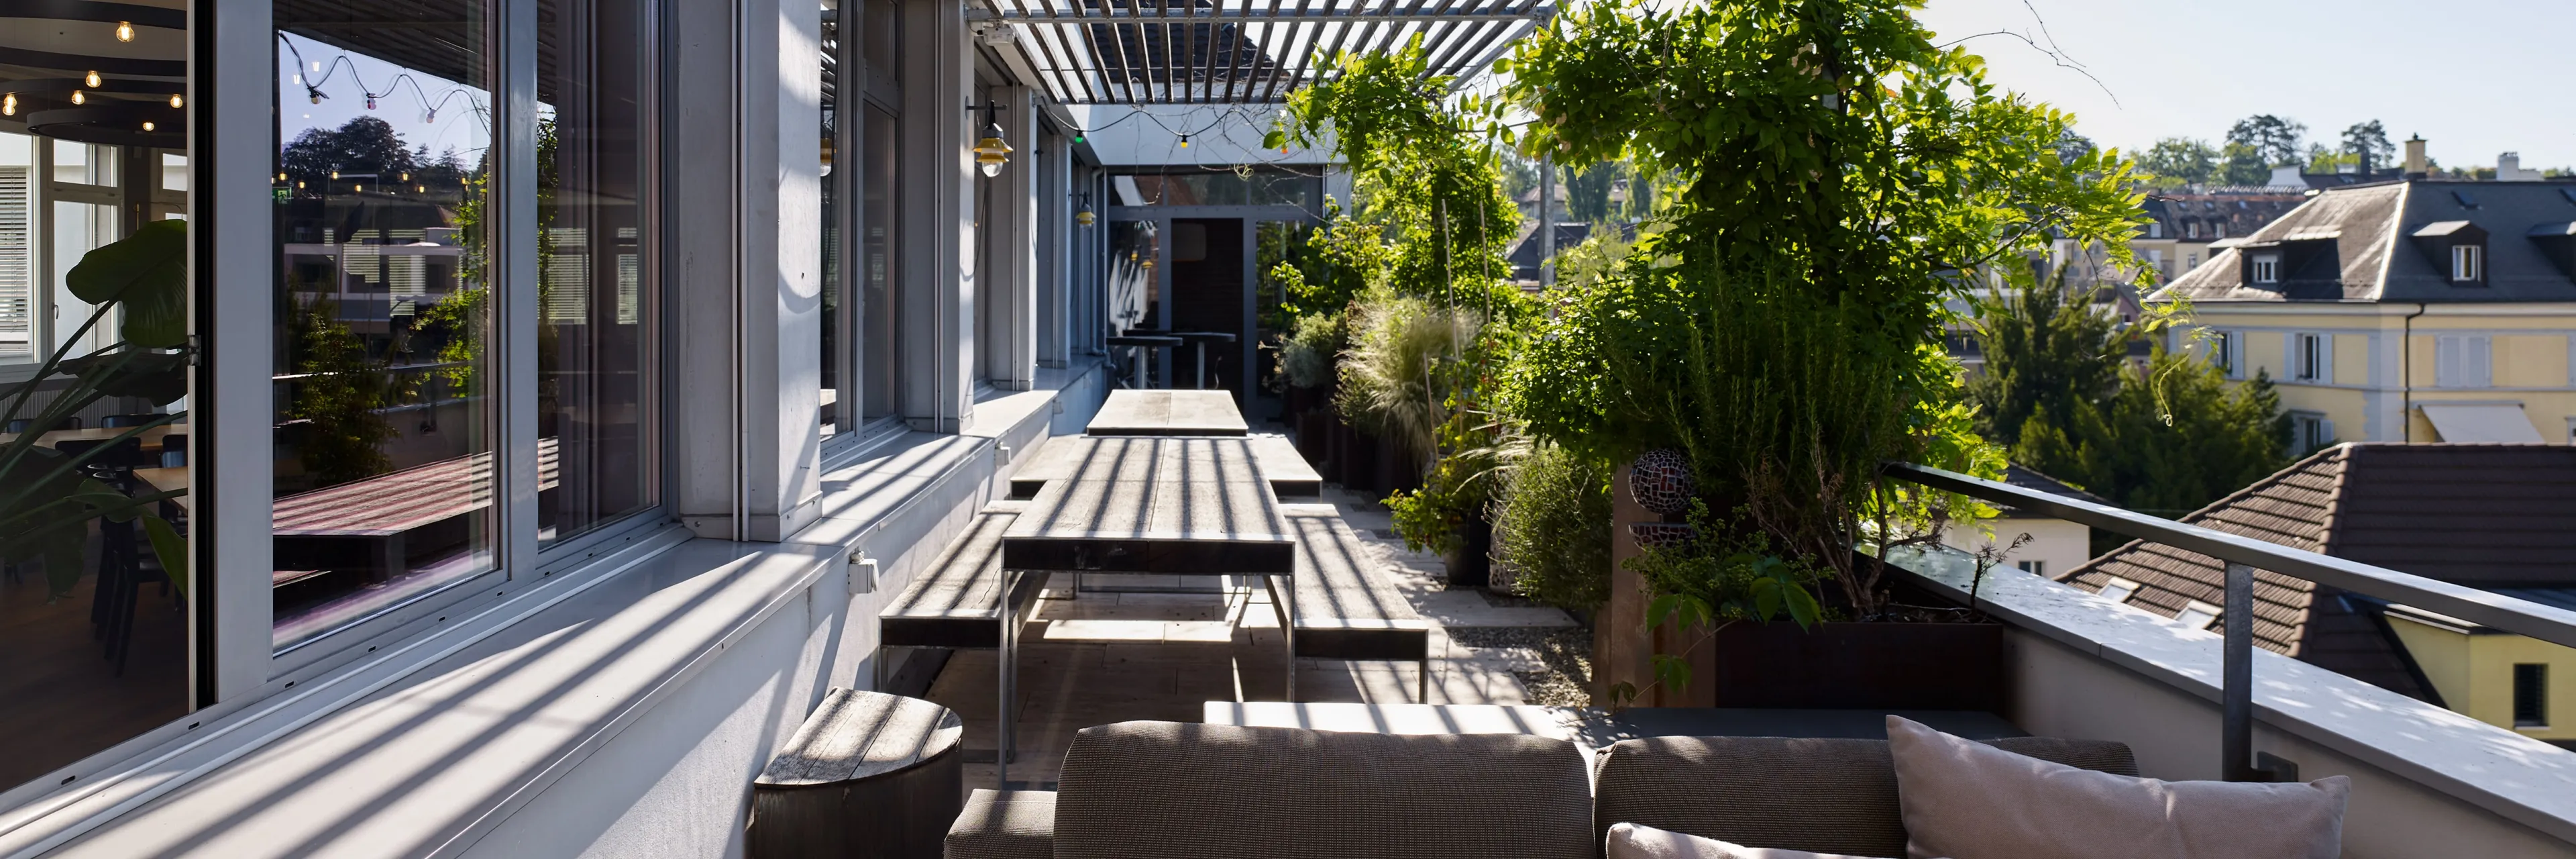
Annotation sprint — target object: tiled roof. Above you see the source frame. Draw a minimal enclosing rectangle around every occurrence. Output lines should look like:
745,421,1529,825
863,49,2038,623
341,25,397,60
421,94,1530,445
2155,180,2576,304
2057,444,2576,703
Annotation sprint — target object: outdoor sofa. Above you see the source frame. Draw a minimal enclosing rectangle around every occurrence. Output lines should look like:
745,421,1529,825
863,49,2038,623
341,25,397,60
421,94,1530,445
942,719,2137,859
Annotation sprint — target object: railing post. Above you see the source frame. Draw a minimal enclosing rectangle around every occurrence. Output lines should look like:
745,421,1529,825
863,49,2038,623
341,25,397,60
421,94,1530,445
2223,562,2254,782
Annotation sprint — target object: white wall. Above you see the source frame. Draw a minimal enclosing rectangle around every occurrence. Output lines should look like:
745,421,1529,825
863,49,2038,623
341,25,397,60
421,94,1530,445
1942,515,2091,580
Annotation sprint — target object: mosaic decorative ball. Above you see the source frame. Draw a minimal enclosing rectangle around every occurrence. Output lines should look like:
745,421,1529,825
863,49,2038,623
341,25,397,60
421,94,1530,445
1629,522,1697,552
1629,448,1695,515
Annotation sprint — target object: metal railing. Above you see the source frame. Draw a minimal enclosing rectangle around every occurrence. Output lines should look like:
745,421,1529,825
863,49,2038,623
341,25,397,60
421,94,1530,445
1885,461,2576,782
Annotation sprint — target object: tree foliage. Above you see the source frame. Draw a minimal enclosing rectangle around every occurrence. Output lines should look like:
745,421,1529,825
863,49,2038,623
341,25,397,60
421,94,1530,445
2226,114,2306,166
1970,272,2292,523
2340,119,2396,168
1497,0,2141,613
2138,138,2218,187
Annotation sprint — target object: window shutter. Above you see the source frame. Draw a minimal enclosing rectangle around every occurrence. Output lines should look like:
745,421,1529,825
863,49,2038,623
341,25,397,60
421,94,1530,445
2470,336,2493,388
2436,336,2461,388
2318,335,2334,385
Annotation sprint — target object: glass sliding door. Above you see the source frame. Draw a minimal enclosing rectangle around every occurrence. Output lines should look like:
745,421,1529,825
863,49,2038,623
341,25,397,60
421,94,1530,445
0,0,195,791
272,2,498,648
538,0,656,544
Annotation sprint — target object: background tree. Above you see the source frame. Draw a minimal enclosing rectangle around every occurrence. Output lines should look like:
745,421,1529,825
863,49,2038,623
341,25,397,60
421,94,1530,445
2138,138,2217,187
2225,114,2306,166
2341,119,2396,170
1563,161,1625,223
2219,142,2271,186
1966,266,2128,450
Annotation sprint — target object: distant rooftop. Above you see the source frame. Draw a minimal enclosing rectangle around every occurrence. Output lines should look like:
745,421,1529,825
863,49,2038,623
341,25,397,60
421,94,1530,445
2153,179,2576,303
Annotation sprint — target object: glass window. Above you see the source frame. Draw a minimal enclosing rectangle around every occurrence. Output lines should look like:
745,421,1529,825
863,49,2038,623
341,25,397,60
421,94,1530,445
272,3,498,648
820,0,843,437
2513,664,2547,728
539,0,657,544
2,6,193,789
2451,244,2481,283
860,103,898,419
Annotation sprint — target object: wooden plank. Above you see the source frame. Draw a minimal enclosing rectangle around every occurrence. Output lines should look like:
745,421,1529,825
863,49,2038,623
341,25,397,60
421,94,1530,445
755,688,965,786
1285,503,1428,660
880,503,1030,648
1084,389,1249,436
1002,437,1293,576
1014,434,1319,498
271,437,561,537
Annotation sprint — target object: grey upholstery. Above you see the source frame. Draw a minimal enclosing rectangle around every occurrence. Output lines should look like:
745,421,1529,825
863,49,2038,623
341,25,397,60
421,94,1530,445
1052,721,1597,859
943,789,1055,859
1591,735,2139,859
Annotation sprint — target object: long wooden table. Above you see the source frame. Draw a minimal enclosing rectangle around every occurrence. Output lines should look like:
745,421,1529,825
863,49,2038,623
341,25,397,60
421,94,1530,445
990,435,1295,784
2,425,182,452
1083,389,1249,436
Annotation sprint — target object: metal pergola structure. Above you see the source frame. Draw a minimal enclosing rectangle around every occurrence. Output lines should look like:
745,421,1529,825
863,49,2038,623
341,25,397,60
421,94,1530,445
969,0,1556,105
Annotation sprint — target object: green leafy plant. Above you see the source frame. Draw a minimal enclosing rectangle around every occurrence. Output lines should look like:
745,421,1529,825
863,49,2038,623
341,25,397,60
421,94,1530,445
1491,440,1612,612
1609,500,1827,707
0,219,192,599
1498,0,2144,617
1272,312,1344,392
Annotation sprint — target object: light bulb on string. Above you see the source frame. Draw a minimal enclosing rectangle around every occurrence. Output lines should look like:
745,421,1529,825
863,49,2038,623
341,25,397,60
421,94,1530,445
70,91,85,105
115,21,135,42
141,121,154,132
170,93,183,108
366,96,377,110
2,93,15,117
331,170,339,179
1179,134,1190,148
424,109,437,122
85,70,102,88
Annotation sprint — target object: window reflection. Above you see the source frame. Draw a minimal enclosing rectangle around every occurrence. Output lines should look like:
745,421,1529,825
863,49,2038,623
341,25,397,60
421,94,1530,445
861,103,898,419
272,5,497,648
538,0,655,544
820,0,841,436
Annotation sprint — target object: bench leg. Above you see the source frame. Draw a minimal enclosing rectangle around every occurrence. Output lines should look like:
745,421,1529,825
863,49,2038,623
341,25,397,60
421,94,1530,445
1419,658,1430,705
998,572,1018,789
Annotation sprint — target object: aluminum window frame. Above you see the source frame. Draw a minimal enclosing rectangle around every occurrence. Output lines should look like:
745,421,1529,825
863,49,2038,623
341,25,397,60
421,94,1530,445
228,0,676,679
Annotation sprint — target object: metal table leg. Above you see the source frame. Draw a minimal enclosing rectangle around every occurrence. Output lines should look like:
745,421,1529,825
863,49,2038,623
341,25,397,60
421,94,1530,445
998,570,1018,788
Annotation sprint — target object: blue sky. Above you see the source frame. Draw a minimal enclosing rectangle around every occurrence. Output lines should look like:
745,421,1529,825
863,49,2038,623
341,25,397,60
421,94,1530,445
1911,0,2575,169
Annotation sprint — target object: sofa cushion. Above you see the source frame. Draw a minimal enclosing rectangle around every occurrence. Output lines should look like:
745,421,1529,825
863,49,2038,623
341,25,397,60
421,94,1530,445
1607,822,1884,859
1053,721,1595,859
1887,715,2347,859
1592,733,2136,858
943,789,1055,859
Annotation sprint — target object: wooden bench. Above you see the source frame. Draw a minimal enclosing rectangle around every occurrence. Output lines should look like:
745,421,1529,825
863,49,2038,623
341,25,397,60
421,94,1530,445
878,501,1043,650
749,688,963,859
270,437,561,581
1282,503,1432,702
1010,434,1321,500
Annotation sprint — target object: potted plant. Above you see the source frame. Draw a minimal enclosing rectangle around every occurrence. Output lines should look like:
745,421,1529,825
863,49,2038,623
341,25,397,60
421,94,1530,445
1,219,193,600
1497,0,2149,707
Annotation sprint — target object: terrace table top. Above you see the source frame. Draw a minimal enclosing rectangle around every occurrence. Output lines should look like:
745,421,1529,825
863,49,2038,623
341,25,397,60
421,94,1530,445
272,438,561,538
1001,436,1293,576
1084,389,1248,437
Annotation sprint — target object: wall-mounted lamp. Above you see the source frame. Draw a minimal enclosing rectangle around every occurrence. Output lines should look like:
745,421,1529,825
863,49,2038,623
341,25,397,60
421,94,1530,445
1073,192,1095,227
969,99,1011,177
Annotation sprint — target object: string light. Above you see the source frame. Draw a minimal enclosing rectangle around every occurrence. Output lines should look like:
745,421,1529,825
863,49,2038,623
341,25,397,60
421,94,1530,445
141,121,154,132
85,70,101,88
115,21,136,42
330,170,339,179
70,91,85,105
2,93,14,117
170,94,183,108
278,172,287,181
1179,134,1191,148
354,184,364,193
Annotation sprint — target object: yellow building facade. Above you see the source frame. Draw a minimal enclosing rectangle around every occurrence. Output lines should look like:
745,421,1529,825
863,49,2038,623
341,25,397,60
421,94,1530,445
2388,605,2576,744
2180,302,2576,447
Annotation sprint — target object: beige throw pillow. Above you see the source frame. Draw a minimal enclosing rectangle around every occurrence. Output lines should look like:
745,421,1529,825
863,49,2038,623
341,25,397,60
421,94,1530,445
1886,715,2347,859
1605,822,1890,859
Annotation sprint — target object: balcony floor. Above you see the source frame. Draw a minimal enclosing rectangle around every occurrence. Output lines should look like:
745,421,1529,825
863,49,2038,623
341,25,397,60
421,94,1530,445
925,490,1586,789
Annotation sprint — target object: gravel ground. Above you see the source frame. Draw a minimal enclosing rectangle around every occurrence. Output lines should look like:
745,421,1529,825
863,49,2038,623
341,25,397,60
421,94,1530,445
1448,623,1596,708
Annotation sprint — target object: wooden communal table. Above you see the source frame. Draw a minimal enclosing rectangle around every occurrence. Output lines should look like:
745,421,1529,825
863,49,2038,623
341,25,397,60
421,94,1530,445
270,438,561,581
993,435,1295,785
1,424,181,453
1083,389,1248,436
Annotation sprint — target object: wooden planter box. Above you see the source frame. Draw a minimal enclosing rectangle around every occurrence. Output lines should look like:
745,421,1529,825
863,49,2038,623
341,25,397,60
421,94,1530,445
1702,620,2004,711
1442,515,1494,589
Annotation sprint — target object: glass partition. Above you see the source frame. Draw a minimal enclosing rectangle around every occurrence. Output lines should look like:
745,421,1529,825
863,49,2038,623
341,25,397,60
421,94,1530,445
819,0,843,437
537,0,656,544
1,3,195,789
272,3,497,648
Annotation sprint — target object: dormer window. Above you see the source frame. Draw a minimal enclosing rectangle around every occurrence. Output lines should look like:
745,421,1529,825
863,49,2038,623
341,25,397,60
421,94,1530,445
2412,220,2489,287
2452,244,2481,282
2251,254,2280,284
